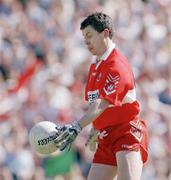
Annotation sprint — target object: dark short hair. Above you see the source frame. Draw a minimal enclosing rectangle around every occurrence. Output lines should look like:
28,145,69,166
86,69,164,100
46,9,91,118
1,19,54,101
80,12,113,39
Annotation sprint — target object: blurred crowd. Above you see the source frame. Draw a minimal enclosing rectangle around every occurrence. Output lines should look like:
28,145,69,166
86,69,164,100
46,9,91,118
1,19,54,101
0,0,171,179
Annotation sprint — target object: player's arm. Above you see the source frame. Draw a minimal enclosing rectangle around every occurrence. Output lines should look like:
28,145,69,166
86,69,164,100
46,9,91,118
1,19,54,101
54,98,109,151
78,98,109,128
54,68,122,151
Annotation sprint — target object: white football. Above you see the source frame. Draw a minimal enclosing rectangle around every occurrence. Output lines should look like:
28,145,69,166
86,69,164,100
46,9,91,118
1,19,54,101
29,121,58,155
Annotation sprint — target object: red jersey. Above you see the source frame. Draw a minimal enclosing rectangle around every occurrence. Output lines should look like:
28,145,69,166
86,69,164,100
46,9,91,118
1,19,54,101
85,46,140,130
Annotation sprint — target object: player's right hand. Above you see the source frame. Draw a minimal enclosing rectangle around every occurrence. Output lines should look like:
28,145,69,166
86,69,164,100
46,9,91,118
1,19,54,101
54,122,82,151
85,127,99,152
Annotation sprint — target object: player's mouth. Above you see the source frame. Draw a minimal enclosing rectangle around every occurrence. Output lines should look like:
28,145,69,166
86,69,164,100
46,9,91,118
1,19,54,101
88,47,96,55
88,46,93,52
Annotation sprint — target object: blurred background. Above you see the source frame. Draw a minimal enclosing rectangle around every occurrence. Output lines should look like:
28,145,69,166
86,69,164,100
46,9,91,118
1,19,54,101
0,0,171,179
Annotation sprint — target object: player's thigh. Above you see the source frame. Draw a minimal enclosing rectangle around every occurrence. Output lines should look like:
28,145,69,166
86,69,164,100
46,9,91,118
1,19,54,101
88,163,117,180
116,150,143,180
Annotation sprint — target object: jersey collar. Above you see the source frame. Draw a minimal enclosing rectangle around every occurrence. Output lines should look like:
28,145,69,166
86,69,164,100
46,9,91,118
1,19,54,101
100,42,116,61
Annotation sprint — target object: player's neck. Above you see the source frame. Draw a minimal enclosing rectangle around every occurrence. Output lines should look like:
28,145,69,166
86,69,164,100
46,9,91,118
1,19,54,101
97,39,114,60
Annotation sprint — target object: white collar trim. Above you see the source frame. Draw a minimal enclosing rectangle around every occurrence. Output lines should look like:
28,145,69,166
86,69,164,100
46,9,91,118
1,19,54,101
100,42,116,61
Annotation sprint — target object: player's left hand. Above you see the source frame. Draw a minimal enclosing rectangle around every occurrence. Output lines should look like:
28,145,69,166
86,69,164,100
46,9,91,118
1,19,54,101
85,127,99,152
54,122,82,151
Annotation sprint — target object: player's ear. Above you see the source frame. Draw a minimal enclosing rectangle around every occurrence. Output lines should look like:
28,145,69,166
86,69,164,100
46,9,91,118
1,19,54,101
103,28,110,38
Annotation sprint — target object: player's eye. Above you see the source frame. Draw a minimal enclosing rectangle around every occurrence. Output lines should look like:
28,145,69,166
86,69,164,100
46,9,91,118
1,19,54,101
86,34,92,39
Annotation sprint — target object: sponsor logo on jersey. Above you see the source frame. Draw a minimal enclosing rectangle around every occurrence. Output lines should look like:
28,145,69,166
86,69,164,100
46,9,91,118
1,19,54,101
88,90,99,104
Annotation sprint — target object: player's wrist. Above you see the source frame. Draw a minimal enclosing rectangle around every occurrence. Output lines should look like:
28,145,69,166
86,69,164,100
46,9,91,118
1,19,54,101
72,121,82,133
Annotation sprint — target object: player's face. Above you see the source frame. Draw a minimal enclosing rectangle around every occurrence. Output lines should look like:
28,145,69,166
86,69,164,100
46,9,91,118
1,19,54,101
82,26,106,56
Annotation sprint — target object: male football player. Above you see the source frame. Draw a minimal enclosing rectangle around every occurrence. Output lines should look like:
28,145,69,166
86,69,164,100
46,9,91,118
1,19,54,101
54,12,148,180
